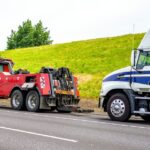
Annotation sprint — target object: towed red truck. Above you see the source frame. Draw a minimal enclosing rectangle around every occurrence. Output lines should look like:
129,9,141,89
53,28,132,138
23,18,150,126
0,58,80,112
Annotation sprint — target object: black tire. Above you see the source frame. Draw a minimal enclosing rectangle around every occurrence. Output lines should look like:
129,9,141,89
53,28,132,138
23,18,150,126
141,115,150,122
11,90,24,110
107,93,131,122
26,90,40,112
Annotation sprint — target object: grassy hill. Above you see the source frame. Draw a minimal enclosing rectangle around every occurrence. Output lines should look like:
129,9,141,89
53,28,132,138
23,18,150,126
0,33,144,99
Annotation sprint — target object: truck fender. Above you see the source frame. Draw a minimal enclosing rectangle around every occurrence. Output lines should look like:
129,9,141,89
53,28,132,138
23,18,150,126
9,86,23,97
123,89,135,113
33,87,50,109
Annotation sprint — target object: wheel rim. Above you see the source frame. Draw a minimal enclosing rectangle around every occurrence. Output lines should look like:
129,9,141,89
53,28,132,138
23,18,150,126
110,99,125,117
12,94,21,108
28,94,37,109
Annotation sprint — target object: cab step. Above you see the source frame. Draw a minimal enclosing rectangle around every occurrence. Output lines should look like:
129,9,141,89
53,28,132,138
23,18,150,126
133,111,150,115
135,96,150,100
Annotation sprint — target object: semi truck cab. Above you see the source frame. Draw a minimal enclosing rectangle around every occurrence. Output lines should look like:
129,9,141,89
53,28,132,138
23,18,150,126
100,30,150,122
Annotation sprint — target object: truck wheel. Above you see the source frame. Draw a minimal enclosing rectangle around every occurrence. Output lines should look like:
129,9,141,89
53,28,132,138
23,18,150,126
26,90,40,112
107,93,131,121
141,115,150,122
11,90,24,110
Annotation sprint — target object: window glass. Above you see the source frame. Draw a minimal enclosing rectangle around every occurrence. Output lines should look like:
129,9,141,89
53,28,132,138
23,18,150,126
137,51,150,69
0,65,3,72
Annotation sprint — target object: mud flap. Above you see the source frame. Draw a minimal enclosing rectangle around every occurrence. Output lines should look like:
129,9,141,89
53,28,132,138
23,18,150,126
39,96,51,109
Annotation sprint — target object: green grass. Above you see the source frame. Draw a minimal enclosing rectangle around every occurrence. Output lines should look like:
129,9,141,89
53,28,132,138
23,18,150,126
0,33,144,99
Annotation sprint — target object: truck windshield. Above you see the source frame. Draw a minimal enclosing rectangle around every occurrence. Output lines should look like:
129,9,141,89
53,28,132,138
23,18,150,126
137,51,150,69
0,65,3,72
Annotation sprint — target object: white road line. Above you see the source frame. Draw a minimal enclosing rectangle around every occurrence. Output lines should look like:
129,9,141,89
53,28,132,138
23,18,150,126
0,109,150,130
0,126,78,143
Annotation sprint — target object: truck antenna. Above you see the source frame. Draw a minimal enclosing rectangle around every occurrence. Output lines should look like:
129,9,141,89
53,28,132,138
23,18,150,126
132,24,135,50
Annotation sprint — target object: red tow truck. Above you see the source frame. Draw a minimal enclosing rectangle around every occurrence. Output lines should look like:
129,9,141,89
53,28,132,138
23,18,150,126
0,58,80,112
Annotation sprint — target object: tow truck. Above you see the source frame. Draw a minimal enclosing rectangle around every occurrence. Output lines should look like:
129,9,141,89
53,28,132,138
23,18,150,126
100,30,150,122
0,59,80,112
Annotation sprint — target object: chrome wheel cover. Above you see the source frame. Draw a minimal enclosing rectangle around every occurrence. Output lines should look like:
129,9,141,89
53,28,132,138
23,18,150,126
12,94,21,108
28,94,37,109
110,99,125,117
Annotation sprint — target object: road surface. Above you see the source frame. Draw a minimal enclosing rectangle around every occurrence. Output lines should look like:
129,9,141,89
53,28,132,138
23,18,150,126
0,107,150,150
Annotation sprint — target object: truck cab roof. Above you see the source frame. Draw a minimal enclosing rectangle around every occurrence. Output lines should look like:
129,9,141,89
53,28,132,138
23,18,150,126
0,58,14,65
0,58,14,74
138,30,150,50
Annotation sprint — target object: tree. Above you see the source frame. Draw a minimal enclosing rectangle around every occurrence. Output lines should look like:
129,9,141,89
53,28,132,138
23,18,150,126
7,30,17,49
33,20,52,46
7,19,52,50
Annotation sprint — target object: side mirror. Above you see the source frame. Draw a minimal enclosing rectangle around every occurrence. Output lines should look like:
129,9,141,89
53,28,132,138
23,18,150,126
131,50,137,67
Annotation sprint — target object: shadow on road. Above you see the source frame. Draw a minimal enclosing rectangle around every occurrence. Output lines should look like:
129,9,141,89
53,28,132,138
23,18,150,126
1,105,150,126
0,106,12,110
0,105,61,114
95,116,150,126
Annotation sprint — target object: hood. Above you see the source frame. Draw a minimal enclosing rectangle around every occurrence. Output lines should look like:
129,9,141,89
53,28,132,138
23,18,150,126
103,66,131,82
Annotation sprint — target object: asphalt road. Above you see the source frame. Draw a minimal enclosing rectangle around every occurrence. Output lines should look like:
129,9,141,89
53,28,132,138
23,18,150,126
0,107,150,150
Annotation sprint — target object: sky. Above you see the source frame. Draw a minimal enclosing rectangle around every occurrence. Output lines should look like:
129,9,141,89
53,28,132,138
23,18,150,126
0,0,150,50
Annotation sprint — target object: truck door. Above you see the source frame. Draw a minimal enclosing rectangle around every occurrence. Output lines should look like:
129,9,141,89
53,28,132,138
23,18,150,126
0,63,12,96
0,65,6,96
131,51,150,92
